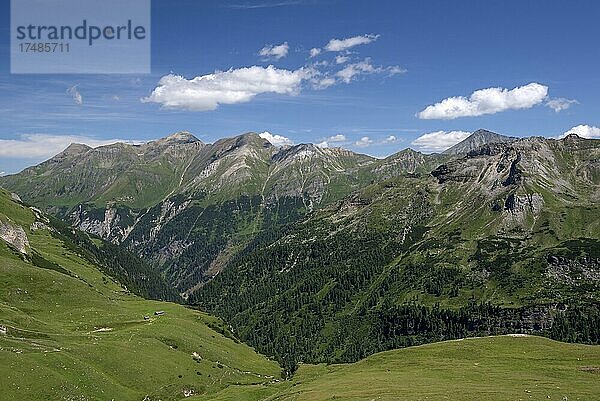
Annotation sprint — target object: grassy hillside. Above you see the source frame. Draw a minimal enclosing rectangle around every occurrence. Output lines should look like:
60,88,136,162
0,189,281,400
201,336,600,401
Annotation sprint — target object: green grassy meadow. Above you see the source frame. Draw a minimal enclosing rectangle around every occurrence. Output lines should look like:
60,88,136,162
252,335,600,401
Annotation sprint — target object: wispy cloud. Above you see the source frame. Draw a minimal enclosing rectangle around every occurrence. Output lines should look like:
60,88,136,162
258,42,289,60
417,83,548,120
324,34,379,52
316,133,347,148
335,59,405,84
328,134,346,142
335,55,349,64
226,0,302,9
354,136,374,147
546,97,578,113
346,134,400,148
312,76,336,89
336,59,378,83
388,66,407,75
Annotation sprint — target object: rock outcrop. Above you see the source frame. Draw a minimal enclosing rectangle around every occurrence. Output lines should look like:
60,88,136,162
0,220,29,254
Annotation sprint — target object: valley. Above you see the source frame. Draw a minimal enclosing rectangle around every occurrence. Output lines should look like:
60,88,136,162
1,187,598,400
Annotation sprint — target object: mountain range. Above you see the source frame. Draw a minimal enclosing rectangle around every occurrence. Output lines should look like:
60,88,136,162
0,129,440,292
1,128,599,370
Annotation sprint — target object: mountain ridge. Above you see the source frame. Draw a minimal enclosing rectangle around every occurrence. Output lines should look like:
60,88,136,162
1,130,597,296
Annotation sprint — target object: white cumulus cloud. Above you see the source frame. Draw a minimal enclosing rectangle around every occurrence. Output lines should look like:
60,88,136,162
0,134,136,159
411,130,471,153
325,34,379,52
546,97,578,113
388,66,407,75
557,124,600,139
142,66,312,111
383,135,397,143
309,47,321,57
66,85,83,105
354,136,373,147
417,83,548,120
313,134,347,149
328,134,346,142
259,131,294,146
258,42,289,60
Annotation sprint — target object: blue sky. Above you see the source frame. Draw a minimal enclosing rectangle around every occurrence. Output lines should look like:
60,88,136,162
1,0,600,174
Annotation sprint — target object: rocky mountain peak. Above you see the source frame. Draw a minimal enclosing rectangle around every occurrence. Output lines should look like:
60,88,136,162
472,128,497,136
561,133,581,141
150,131,202,146
383,148,425,163
271,143,329,163
398,148,421,156
291,143,320,154
443,129,517,155
165,131,200,142
212,132,271,150
61,143,92,156
41,142,93,165
238,132,272,147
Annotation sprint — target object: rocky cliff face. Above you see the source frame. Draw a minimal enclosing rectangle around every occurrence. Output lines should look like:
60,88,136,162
0,220,29,254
